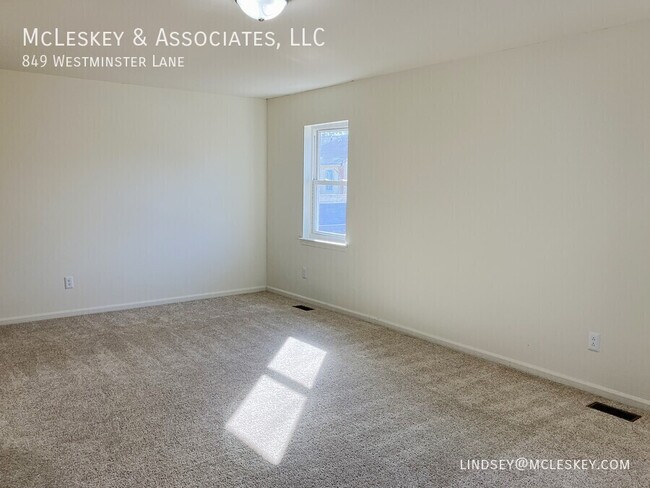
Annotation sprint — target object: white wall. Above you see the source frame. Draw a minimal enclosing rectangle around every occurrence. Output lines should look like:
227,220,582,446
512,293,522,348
267,21,650,407
0,69,266,323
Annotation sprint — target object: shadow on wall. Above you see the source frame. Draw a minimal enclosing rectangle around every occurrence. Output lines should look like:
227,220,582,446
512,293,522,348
225,337,327,465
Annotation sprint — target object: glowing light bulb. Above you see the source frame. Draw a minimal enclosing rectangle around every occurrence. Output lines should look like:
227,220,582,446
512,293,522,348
236,0,288,22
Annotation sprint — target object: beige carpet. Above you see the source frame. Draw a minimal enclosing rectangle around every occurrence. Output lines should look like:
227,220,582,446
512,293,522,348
0,292,648,487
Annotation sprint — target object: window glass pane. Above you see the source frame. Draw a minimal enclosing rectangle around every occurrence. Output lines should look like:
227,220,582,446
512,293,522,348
315,183,347,235
318,129,348,181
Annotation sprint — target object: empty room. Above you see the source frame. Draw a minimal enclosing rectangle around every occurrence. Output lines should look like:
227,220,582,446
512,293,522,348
1,1,649,486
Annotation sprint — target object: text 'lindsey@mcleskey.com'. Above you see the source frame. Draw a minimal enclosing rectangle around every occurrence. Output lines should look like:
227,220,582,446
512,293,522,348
460,458,631,471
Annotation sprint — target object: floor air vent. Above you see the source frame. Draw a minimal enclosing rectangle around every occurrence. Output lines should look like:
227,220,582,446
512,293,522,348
293,305,315,311
587,402,641,422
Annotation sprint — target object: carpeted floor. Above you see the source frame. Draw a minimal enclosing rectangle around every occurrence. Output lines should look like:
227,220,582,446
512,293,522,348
0,292,648,487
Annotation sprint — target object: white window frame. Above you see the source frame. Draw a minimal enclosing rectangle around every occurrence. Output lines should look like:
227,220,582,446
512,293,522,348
302,120,349,245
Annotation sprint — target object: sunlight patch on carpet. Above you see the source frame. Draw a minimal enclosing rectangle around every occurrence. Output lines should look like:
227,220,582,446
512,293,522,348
226,337,327,465
267,337,327,389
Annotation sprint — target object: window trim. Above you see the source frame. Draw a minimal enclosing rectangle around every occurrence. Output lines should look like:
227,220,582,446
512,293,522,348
302,120,349,245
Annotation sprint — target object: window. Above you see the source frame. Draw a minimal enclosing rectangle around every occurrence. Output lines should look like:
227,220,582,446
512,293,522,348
303,121,349,244
325,170,335,192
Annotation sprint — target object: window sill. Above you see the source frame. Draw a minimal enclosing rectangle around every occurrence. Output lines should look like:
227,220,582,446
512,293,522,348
299,238,348,250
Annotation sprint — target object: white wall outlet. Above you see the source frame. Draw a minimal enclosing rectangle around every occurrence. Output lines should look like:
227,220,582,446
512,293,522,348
64,276,75,290
588,332,601,352
302,266,308,279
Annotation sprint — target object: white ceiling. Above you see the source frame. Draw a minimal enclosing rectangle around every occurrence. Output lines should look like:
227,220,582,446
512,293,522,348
1,0,650,98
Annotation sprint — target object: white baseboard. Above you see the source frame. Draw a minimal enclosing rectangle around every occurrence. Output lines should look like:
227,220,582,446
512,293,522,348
0,286,267,327
267,286,650,412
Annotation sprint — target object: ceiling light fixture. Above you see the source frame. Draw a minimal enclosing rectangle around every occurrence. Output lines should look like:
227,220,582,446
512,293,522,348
235,0,288,22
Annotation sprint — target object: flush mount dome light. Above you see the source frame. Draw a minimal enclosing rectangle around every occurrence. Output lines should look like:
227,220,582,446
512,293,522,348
235,0,287,21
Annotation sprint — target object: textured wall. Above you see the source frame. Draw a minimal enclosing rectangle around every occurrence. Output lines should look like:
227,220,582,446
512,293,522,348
0,69,267,322
267,21,650,405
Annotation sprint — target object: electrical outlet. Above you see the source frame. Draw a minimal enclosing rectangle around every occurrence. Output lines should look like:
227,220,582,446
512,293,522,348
302,266,308,279
588,332,601,352
64,276,75,290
